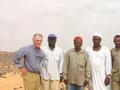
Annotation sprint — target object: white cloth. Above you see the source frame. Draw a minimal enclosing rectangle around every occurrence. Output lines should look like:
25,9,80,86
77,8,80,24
93,32,102,38
40,45,64,80
86,46,112,90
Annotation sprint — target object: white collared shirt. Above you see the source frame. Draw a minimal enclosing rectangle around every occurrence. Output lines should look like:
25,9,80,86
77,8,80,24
40,45,64,80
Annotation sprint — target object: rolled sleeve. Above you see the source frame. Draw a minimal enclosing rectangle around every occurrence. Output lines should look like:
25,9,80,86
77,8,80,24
13,47,25,68
85,52,91,81
85,60,91,81
63,52,69,80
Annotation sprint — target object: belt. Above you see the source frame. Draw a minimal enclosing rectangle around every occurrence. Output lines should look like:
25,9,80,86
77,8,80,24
29,71,40,74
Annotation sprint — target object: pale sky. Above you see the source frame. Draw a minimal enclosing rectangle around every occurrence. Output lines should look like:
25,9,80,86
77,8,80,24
0,0,120,52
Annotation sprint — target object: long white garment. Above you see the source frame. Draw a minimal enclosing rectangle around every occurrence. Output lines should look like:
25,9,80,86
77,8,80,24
40,45,64,80
86,46,112,90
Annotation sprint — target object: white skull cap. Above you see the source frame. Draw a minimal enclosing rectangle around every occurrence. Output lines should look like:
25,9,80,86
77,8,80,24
93,32,102,38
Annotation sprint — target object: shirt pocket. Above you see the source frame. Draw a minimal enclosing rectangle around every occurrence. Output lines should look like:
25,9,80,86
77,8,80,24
112,53,119,61
35,55,44,64
79,60,86,69
112,54,119,70
55,55,60,63
77,55,86,69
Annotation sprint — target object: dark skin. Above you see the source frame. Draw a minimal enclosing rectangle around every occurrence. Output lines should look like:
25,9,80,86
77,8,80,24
114,36,120,49
74,39,82,52
92,36,111,86
92,36,101,51
64,39,88,86
48,37,63,83
48,37,56,50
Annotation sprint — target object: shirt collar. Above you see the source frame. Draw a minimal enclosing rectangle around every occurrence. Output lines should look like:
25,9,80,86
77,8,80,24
48,45,56,51
73,48,83,53
114,47,120,51
32,44,40,50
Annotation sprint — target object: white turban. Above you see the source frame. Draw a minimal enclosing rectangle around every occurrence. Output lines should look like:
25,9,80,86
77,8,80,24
93,32,102,38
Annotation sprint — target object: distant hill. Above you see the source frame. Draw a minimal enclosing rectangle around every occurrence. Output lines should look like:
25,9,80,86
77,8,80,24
0,51,14,62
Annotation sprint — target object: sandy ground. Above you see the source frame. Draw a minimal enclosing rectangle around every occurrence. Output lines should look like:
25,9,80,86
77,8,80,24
0,72,24,90
0,72,88,90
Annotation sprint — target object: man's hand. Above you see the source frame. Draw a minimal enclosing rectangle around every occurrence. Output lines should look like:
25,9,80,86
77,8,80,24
63,79,68,85
83,80,89,87
20,68,28,75
104,76,111,86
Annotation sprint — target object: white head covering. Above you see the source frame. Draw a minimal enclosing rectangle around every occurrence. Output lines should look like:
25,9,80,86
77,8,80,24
93,32,102,38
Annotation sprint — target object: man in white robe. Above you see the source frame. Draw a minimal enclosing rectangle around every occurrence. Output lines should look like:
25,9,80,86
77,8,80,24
86,32,112,90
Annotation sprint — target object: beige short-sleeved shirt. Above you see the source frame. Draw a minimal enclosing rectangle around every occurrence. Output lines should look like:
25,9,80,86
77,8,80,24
63,48,90,86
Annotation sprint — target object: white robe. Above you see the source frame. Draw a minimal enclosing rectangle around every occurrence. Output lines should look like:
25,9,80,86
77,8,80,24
86,46,112,90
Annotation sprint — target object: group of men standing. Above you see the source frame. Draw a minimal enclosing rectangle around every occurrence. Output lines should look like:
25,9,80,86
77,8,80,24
13,32,120,90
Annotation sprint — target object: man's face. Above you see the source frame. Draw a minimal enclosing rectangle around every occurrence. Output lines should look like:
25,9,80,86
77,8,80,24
74,39,82,50
48,37,56,49
33,35,43,48
114,37,120,48
92,36,101,47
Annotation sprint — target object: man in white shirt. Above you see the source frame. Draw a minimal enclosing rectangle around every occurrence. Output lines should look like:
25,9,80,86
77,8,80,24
86,32,112,90
40,34,64,90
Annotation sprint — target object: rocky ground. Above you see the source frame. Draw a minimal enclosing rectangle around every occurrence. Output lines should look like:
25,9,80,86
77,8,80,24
0,51,24,90
0,51,15,76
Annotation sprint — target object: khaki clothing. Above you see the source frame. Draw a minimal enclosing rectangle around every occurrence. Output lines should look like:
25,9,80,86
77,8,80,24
112,80,120,90
23,72,41,90
111,48,120,90
41,78,60,90
63,48,90,86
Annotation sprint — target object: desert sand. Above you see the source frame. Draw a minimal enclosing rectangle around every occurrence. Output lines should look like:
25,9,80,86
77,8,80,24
0,72,88,90
0,72,24,90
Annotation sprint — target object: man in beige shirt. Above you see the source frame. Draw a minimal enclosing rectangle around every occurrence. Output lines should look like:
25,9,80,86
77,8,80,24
63,36,90,90
111,35,120,90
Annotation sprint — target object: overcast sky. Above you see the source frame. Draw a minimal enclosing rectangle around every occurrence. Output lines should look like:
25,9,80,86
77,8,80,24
0,0,120,52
